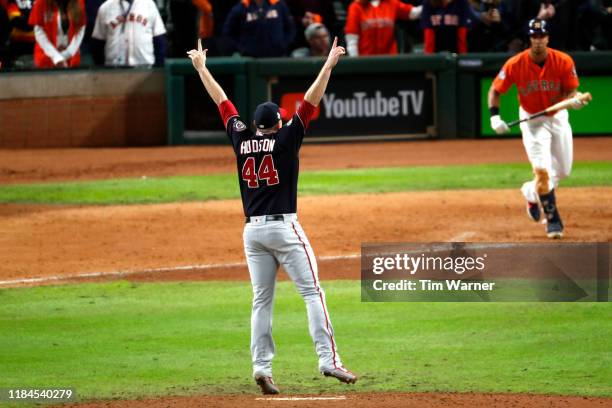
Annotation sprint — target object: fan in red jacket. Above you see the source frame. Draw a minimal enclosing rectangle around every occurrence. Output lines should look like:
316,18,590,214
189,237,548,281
28,0,86,68
344,0,421,56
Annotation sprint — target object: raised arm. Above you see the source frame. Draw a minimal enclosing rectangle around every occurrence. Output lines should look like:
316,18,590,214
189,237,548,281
187,39,228,106
303,37,345,106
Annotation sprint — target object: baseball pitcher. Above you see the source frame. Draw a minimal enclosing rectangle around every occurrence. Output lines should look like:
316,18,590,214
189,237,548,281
187,38,357,395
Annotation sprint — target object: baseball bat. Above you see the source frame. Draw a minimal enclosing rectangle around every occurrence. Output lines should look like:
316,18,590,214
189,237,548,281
507,92,592,128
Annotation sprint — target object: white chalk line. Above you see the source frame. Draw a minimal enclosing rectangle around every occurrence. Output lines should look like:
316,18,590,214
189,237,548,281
255,396,347,401
0,254,360,287
448,231,478,242
0,243,524,287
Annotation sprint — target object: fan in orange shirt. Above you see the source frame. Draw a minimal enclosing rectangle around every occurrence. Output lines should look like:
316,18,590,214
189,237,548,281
487,19,588,239
344,0,421,56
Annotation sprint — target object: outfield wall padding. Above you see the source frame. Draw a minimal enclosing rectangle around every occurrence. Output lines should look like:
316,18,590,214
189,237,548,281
0,69,166,148
166,51,612,145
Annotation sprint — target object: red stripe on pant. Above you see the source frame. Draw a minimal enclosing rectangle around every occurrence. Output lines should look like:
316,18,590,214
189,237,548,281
291,222,338,369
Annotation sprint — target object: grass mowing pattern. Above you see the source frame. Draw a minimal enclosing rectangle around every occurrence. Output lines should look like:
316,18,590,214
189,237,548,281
1,281,610,400
0,162,611,205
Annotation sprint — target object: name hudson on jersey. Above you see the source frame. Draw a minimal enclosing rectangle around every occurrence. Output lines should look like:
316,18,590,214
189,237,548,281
240,139,276,155
321,90,425,119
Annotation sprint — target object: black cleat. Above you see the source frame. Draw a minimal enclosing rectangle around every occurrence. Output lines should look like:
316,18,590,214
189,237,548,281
526,201,541,222
546,221,564,239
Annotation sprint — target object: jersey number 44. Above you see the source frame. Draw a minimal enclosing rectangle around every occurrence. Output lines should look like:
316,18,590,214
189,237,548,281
241,155,280,188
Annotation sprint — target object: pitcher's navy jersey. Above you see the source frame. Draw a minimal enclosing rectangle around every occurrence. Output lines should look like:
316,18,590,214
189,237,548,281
219,99,316,217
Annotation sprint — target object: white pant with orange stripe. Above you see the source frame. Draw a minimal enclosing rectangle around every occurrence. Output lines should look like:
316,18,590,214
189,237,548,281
243,213,343,377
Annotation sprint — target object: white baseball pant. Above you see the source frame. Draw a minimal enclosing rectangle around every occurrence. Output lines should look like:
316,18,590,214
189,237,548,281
519,107,573,203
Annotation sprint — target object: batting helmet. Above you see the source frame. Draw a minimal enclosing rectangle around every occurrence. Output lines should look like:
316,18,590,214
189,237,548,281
527,19,548,36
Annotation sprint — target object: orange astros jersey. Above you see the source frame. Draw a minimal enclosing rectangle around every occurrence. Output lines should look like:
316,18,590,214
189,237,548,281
493,48,579,115
344,0,413,56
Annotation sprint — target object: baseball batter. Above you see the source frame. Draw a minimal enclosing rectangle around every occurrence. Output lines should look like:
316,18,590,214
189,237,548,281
92,0,165,66
487,19,588,239
187,38,357,395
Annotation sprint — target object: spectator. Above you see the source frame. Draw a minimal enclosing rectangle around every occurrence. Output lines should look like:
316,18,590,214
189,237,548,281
291,22,330,56
285,0,338,50
344,0,422,56
421,0,471,54
535,0,579,50
28,0,86,68
198,0,234,56
91,0,167,67
223,0,296,57
468,0,511,51
501,0,577,51
577,0,612,49
4,0,35,68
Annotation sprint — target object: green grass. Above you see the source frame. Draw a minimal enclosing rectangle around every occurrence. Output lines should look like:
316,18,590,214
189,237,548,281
1,281,610,402
0,162,610,205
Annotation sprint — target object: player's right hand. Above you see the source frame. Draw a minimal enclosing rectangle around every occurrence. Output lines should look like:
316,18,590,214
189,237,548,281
490,115,510,134
569,92,588,110
325,37,346,69
187,39,207,72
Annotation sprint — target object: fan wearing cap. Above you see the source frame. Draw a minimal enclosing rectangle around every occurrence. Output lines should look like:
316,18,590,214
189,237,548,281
187,37,356,395
487,19,588,239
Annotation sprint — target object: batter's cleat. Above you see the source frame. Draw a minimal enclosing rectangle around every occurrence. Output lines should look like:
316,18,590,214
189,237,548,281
526,201,541,222
321,367,358,384
254,375,280,395
546,221,564,239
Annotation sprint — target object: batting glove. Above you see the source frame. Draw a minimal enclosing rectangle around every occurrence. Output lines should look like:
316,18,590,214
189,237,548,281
490,115,510,134
569,92,588,110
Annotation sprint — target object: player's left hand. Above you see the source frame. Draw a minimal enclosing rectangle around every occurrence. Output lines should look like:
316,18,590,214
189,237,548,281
187,39,207,72
325,37,345,69
569,92,588,110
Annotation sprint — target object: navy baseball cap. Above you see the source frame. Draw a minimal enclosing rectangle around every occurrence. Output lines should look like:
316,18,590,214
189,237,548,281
527,19,548,36
254,102,282,130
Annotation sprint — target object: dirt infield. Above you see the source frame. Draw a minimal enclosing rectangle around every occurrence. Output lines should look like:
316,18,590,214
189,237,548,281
65,392,611,408
1,187,611,286
3,139,611,407
1,137,611,287
1,138,611,184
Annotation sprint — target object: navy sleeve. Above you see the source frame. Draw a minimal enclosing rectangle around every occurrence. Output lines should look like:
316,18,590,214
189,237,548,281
226,116,250,153
153,34,166,67
91,38,105,65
